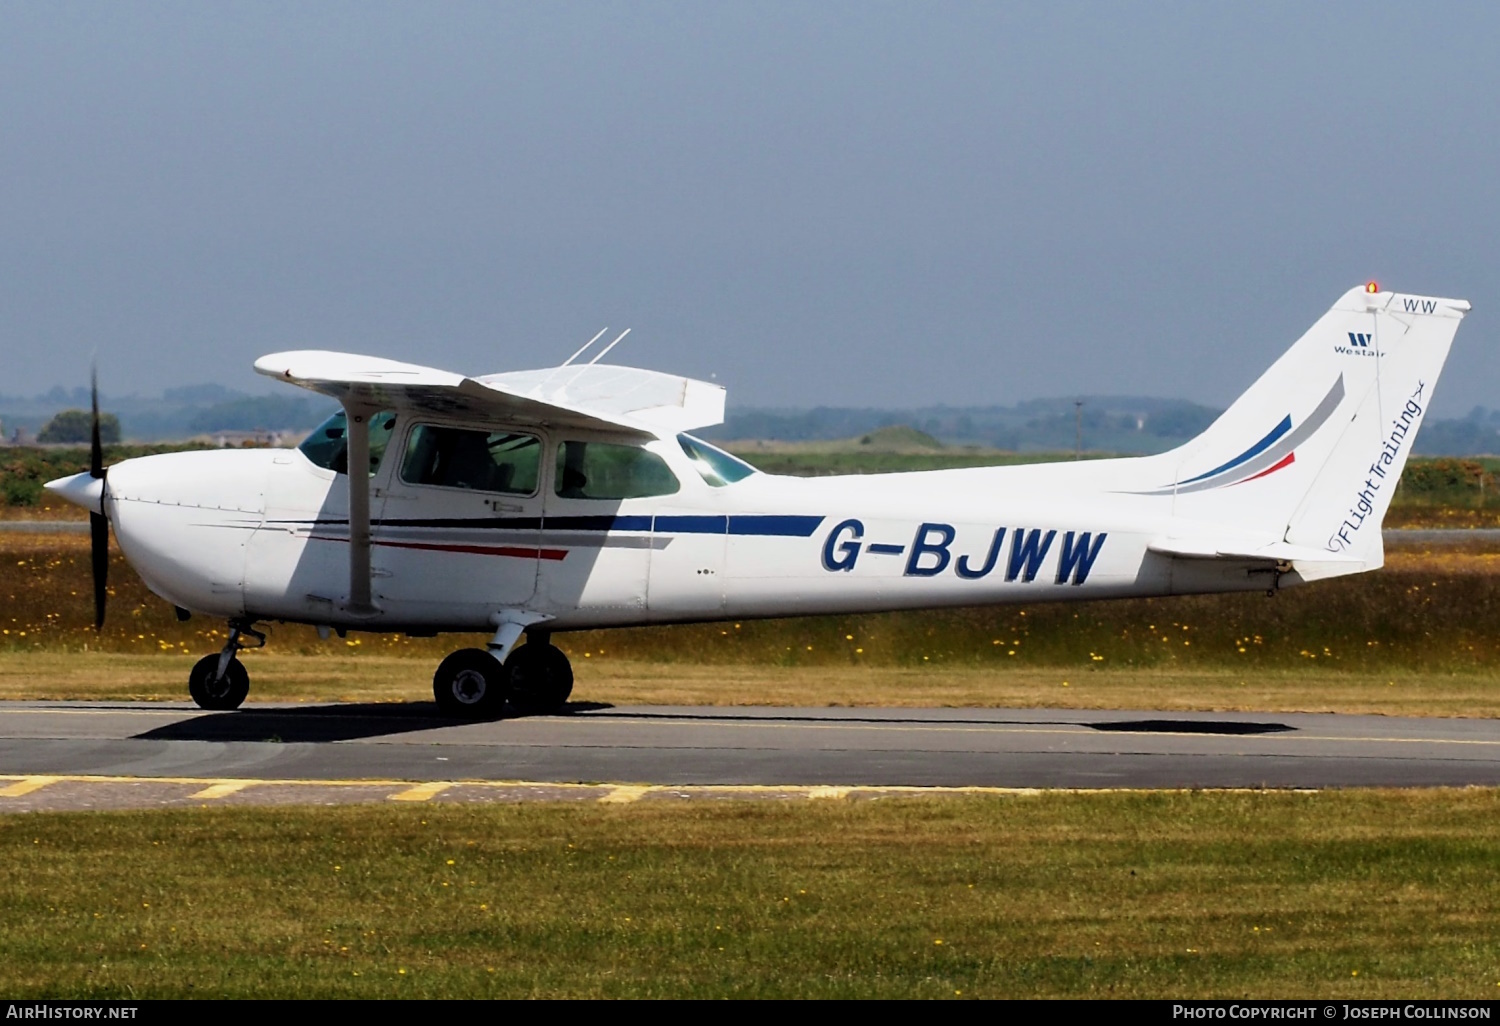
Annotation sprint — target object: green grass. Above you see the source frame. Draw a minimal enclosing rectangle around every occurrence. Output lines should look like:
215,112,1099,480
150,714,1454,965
5,536,1500,714
4,793,1500,998
10,537,1500,674
7,654,1500,717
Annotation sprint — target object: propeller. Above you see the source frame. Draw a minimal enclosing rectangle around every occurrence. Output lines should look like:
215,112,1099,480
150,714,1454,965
89,366,108,630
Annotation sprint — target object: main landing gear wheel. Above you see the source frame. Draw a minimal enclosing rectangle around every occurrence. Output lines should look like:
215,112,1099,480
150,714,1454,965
188,654,250,711
433,648,507,718
505,642,574,716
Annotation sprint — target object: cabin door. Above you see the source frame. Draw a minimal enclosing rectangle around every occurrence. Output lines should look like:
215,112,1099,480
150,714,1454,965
536,437,685,619
372,422,544,621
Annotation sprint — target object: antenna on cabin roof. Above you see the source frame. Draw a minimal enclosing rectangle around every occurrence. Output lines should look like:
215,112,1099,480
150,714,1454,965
586,328,631,365
561,327,610,367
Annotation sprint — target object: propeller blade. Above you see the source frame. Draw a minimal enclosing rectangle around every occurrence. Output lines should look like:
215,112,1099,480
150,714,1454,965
89,363,108,629
89,365,103,480
90,510,108,631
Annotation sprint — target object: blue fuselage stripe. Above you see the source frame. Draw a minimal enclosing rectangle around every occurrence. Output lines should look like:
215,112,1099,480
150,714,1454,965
655,515,728,533
276,514,824,538
728,515,824,537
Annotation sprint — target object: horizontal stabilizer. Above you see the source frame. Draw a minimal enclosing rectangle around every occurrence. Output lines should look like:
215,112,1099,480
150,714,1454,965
1148,538,1365,565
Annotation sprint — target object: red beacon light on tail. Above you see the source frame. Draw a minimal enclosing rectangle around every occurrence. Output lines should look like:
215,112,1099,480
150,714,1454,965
1365,281,1380,293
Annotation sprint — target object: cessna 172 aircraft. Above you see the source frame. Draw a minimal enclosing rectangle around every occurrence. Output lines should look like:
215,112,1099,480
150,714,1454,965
45,283,1469,717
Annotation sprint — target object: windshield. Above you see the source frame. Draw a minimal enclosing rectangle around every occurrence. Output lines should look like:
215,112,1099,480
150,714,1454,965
678,433,757,486
298,410,396,476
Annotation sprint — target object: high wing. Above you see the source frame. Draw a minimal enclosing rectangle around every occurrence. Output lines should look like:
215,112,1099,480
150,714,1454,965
254,349,727,620
254,350,726,437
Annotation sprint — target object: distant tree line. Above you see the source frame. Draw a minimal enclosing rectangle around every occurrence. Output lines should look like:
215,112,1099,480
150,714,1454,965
9,383,1500,455
4,392,333,442
37,410,120,444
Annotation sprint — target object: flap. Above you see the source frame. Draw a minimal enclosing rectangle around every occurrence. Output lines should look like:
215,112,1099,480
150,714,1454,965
478,364,725,432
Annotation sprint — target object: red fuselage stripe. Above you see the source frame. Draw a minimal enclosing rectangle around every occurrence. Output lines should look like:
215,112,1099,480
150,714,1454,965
1235,451,1295,485
309,535,569,561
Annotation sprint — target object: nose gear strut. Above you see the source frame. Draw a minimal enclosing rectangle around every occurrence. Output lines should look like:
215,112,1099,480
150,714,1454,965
216,620,266,679
188,619,265,711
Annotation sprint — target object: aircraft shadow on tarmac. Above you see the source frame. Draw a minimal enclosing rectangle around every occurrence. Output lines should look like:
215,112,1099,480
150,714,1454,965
1090,720,1293,736
128,705,1294,745
522,709,1297,736
130,701,615,744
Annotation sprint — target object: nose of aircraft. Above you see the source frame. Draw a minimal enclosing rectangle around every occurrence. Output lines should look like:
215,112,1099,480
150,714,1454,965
44,471,104,513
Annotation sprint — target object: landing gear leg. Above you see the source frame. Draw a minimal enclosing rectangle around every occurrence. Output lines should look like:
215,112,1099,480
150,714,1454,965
188,620,263,711
505,632,574,716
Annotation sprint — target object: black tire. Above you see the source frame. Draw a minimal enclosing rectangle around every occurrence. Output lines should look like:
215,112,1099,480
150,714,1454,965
188,654,250,711
506,642,574,716
433,648,507,718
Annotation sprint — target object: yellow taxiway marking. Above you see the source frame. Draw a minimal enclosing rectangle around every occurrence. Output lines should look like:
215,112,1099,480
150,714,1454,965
189,782,252,800
807,785,850,800
389,781,452,802
0,773,1344,801
0,776,60,797
598,785,652,804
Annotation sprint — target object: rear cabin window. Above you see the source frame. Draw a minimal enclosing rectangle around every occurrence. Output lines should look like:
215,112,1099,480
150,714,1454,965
554,441,680,500
400,425,542,495
298,410,397,476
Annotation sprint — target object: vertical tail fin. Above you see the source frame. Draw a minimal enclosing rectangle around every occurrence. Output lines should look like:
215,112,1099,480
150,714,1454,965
1147,285,1470,574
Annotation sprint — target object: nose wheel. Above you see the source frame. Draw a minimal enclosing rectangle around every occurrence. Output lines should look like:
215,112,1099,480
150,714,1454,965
188,621,263,711
188,656,250,710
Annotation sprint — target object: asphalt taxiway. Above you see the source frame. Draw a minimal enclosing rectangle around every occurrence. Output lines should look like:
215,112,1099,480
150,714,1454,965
1,701,1499,810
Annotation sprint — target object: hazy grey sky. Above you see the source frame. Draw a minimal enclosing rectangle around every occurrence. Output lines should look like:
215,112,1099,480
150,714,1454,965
2,2,1498,415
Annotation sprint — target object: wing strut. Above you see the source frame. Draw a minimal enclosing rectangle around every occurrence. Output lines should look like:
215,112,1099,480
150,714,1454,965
343,401,377,616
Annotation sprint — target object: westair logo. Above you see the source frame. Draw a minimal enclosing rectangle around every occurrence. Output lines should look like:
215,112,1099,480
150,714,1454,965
1334,332,1378,358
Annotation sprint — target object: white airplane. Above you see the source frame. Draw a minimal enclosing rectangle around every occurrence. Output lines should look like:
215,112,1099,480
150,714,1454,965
45,284,1470,717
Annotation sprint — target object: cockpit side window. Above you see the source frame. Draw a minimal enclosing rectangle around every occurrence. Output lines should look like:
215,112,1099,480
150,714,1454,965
298,410,397,476
554,441,680,499
400,424,541,495
677,433,757,486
